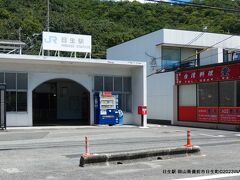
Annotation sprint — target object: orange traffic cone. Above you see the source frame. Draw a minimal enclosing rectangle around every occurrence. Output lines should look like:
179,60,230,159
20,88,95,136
184,129,193,147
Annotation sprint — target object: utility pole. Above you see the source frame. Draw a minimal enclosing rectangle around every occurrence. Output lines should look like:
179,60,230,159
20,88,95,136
47,0,50,32
47,0,50,56
18,27,22,41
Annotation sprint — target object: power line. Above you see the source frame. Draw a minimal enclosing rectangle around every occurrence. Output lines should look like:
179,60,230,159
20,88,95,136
145,30,207,71
182,34,234,62
186,31,205,45
147,48,237,77
146,0,240,13
147,34,236,77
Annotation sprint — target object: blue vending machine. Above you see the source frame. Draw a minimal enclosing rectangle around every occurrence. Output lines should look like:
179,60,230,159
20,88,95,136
94,91,119,125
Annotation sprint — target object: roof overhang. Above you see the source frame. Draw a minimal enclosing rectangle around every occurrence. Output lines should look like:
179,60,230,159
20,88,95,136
0,54,145,69
156,43,210,49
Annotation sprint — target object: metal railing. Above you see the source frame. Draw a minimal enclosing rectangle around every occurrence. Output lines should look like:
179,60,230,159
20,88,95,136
161,59,198,71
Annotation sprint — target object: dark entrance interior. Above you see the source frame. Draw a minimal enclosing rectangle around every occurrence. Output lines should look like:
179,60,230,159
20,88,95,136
33,79,90,126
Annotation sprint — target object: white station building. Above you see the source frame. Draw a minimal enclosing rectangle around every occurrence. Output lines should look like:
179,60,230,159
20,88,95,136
107,28,240,126
0,33,147,127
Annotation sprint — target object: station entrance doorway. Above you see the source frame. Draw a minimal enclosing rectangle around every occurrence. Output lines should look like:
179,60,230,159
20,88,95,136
32,79,90,126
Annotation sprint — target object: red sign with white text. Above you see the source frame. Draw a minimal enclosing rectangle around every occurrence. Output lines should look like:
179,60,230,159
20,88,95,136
219,107,240,124
176,63,240,85
216,64,240,81
102,91,112,97
176,70,198,85
197,107,218,123
197,67,217,83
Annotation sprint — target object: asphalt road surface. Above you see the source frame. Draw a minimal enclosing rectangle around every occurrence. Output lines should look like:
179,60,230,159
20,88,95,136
0,124,240,180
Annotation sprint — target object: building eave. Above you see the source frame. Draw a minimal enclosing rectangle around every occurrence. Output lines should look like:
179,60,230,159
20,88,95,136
0,54,146,69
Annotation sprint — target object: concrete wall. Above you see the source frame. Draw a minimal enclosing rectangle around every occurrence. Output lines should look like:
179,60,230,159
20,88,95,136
131,65,147,126
0,60,144,127
147,72,175,121
107,30,163,73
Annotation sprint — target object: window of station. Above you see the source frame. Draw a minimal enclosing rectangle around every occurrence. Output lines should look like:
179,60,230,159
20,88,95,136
0,72,28,112
114,77,122,92
123,77,131,92
179,84,196,106
180,48,197,62
178,84,197,121
104,77,113,91
233,51,240,61
94,75,132,112
162,46,180,69
94,76,103,91
223,49,229,62
219,81,236,107
197,82,218,107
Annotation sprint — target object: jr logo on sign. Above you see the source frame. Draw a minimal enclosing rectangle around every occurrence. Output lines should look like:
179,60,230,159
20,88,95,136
44,36,57,44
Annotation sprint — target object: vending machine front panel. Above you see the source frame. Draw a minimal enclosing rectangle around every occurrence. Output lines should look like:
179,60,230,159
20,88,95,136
94,92,119,125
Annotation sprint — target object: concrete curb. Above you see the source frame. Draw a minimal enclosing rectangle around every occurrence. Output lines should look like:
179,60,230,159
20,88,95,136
79,146,200,167
5,125,136,131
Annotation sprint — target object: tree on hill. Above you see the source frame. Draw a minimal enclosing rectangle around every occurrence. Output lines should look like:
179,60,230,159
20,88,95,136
0,0,240,58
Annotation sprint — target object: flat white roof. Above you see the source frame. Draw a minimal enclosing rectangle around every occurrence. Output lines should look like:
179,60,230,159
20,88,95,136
0,53,145,69
108,28,240,50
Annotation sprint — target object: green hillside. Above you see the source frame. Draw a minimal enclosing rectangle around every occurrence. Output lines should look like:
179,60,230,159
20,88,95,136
0,0,240,58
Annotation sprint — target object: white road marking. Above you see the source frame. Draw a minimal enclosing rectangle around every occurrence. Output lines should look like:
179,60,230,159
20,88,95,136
200,134,225,138
175,130,185,132
46,176,56,179
103,168,142,175
173,173,240,180
2,168,22,174
147,124,162,127
141,162,163,168
235,134,240,137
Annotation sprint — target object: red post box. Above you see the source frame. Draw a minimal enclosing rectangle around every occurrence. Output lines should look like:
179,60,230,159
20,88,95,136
138,106,147,115
138,106,147,127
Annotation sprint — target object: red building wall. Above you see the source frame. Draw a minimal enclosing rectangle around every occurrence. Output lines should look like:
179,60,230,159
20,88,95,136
176,62,240,125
